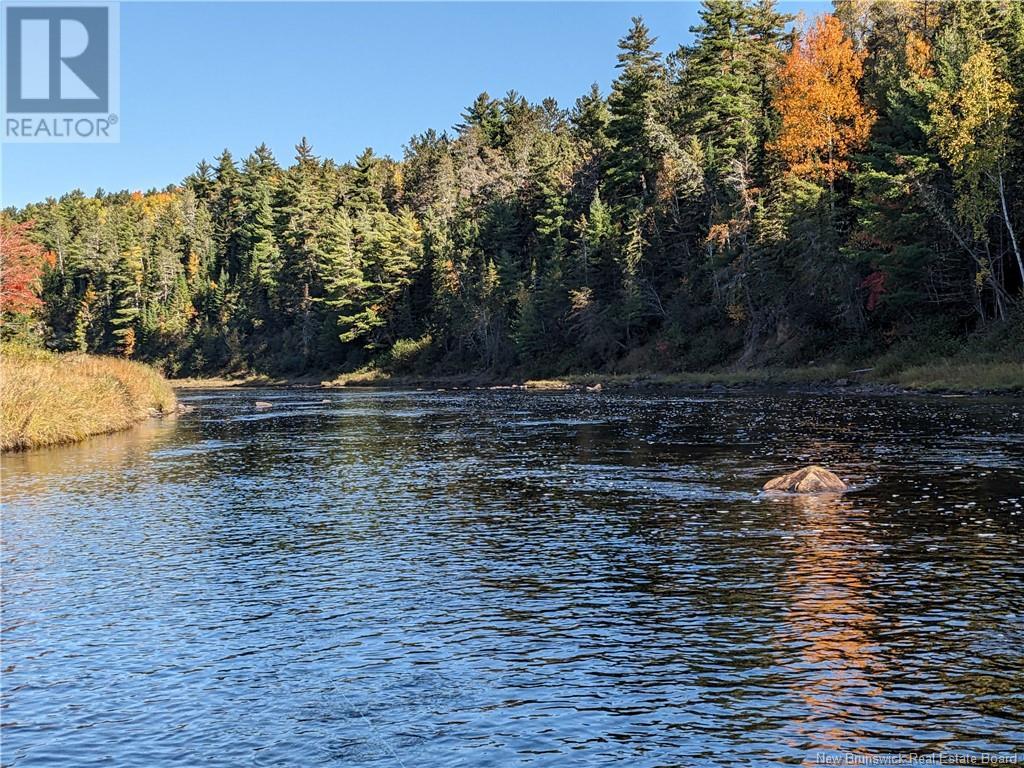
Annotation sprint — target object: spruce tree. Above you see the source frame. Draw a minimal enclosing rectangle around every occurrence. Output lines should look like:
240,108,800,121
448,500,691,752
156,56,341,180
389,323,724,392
278,138,328,364
211,150,245,281
239,145,283,314
605,17,667,209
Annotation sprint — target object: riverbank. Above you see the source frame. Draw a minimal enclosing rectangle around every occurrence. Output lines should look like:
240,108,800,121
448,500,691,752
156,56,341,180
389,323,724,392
0,345,178,451
536,359,1024,394
171,356,1024,395
328,359,1024,394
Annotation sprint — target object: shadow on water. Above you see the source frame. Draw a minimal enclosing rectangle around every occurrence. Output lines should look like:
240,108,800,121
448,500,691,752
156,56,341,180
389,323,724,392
1,389,1022,766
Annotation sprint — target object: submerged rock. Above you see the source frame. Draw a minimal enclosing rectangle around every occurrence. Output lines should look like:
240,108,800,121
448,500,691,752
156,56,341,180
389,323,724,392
148,403,195,418
763,465,847,493
254,401,273,410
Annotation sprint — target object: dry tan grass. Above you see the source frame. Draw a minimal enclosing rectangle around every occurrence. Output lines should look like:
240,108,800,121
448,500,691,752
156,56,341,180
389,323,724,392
0,345,177,451
171,374,281,389
886,361,1024,391
523,379,575,390
322,368,392,387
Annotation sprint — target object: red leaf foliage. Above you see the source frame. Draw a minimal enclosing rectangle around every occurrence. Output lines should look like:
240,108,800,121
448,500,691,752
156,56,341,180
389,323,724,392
859,271,887,311
1,219,47,314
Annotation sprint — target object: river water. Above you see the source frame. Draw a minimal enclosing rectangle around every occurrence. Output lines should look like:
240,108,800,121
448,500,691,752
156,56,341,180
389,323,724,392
2,389,1023,766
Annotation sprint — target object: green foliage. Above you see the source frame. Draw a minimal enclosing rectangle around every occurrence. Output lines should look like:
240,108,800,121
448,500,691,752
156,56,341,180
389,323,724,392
380,335,435,374
12,1,1024,377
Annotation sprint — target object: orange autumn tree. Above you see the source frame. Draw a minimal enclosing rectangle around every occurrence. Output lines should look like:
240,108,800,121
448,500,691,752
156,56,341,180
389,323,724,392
0,217,48,316
772,14,875,184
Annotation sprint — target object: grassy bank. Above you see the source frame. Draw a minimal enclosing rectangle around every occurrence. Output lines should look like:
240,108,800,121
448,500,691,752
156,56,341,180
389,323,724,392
554,360,1024,393
0,345,177,452
169,321,1024,395
177,356,1021,394
171,374,284,390
317,363,1023,393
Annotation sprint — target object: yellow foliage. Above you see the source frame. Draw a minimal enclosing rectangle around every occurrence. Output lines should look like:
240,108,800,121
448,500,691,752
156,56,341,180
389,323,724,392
129,189,178,220
705,222,732,250
929,41,1013,238
726,301,747,325
119,327,136,358
186,250,200,282
439,259,460,295
905,31,933,79
569,287,594,313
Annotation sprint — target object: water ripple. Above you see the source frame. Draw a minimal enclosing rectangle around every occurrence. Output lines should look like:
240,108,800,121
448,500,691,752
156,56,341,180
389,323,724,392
2,390,1022,766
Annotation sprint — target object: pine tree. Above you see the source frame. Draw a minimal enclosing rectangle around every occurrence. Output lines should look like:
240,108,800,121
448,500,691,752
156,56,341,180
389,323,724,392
210,150,245,280
186,160,215,202
571,84,612,205
110,245,142,357
459,93,504,148
606,17,667,208
278,138,328,364
337,149,423,347
678,0,760,172
239,145,283,311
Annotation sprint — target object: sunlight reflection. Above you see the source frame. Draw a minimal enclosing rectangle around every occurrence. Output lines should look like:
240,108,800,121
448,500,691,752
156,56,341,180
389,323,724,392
772,493,887,761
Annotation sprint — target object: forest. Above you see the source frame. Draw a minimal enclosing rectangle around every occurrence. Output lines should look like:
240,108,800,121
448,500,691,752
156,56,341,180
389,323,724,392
2,0,1023,379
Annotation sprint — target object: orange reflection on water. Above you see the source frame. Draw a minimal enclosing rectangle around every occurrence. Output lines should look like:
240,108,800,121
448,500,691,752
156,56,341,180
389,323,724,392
771,492,887,762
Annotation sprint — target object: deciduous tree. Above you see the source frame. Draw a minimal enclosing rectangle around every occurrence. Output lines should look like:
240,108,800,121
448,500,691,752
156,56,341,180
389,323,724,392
772,15,875,184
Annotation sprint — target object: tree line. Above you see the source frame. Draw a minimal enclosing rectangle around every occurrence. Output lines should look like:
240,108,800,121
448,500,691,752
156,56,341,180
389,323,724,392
4,0,1022,376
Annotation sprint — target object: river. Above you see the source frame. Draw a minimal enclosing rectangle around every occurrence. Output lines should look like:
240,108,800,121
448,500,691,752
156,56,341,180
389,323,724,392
2,388,1022,766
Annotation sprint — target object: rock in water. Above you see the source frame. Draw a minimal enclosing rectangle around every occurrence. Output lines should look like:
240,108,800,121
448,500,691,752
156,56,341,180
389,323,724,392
763,465,847,493
254,401,273,410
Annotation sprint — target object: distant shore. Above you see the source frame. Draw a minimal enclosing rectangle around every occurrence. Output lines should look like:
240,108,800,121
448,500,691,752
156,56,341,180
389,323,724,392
171,358,1024,396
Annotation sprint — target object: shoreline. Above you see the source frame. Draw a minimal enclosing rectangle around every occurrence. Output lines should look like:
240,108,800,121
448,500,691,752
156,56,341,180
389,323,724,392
171,360,1024,396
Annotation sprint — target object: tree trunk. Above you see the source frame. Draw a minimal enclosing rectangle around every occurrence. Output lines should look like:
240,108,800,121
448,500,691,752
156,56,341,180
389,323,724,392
985,245,1006,322
998,171,1024,291
301,281,311,364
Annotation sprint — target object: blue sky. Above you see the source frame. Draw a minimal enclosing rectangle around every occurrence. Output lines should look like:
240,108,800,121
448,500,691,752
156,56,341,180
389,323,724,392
2,1,828,209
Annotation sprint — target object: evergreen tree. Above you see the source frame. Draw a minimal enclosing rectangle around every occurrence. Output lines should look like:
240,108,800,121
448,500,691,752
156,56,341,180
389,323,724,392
278,138,328,365
678,0,761,173
606,17,668,209
210,150,245,280
338,149,423,347
239,145,283,313
13,9,1023,378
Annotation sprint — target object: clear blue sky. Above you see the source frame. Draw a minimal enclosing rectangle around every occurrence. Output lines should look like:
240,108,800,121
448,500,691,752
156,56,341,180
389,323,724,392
2,1,828,209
